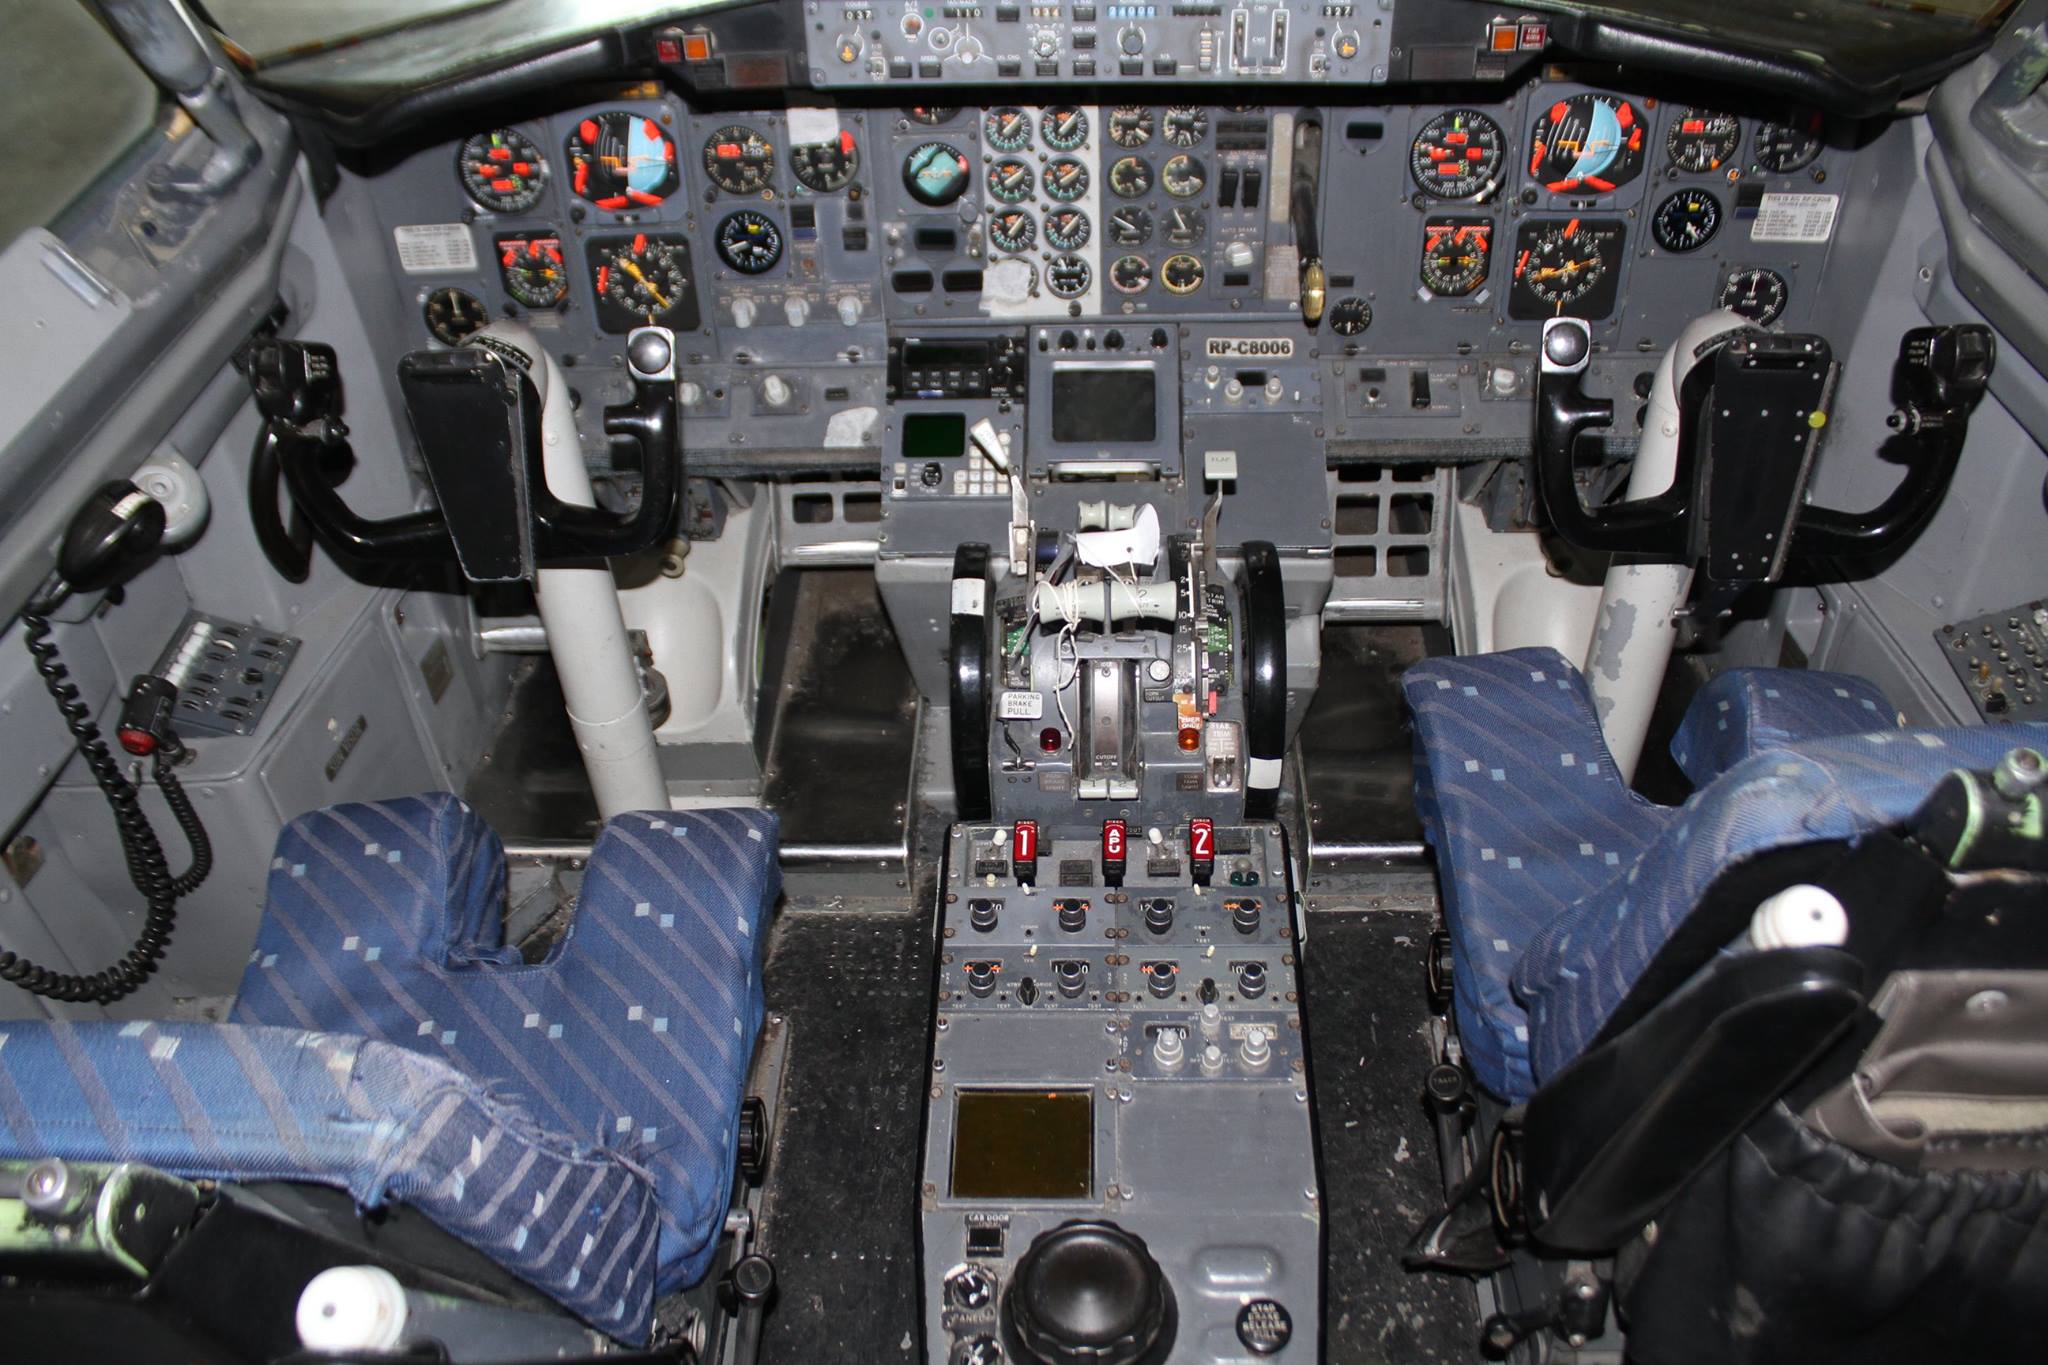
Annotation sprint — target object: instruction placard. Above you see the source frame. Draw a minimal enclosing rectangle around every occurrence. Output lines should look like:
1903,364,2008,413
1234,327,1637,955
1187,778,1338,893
392,223,478,274
1750,193,1839,244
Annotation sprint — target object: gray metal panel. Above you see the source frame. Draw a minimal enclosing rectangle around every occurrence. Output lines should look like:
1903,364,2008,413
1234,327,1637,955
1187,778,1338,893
922,823,1319,1364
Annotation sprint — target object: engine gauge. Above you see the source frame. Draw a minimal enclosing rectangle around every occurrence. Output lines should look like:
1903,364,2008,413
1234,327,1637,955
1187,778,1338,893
1109,156,1152,199
1508,218,1626,320
567,113,680,210
1163,205,1205,244
1045,208,1091,251
1044,159,1090,202
1408,109,1506,200
1650,189,1722,252
1041,106,1089,152
1419,218,1492,297
713,210,784,274
989,208,1037,254
1665,108,1741,174
1718,266,1789,325
1110,254,1152,294
1162,154,1206,198
422,287,488,345
1108,106,1155,148
495,233,569,308
1160,253,1204,295
1162,106,1208,147
703,125,776,196
457,129,549,214
1752,116,1823,173
903,141,971,206
985,107,1033,151
791,130,860,193
589,233,698,333
1046,254,1092,298
1329,297,1372,336
1107,206,1152,247
906,106,960,125
987,158,1036,204
1528,94,1646,194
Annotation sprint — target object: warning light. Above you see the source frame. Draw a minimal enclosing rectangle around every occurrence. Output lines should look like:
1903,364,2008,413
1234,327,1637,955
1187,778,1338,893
682,33,712,62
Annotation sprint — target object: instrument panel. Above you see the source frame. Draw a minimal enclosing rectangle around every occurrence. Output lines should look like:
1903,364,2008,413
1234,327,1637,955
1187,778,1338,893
361,80,1880,468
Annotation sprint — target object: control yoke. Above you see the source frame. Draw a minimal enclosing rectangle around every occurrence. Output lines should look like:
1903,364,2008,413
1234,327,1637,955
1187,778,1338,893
245,328,682,582
1534,318,1994,583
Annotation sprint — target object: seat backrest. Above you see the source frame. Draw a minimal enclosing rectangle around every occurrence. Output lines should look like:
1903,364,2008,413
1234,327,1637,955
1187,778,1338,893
232,794,781,1297
1670,665,1900,786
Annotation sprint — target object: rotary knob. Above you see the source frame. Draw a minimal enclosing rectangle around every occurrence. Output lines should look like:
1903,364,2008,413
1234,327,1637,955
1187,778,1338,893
967,962,999,997
1118,25,1146,55
1003,1222,1176,1365
1142,899,1174,934
1145,961,1176,998
947,1263,998,1310
1054,960,1088,999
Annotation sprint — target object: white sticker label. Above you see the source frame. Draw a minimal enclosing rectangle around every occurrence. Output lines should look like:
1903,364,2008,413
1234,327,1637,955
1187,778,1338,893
999,690,1045,720
392,223,478,275
787,107,841,146
1750,193,1839,244
951,578,986,616
1205,336,1295,359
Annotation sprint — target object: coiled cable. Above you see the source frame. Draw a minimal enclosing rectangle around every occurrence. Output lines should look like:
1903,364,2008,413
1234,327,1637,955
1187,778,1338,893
4,611,211,1003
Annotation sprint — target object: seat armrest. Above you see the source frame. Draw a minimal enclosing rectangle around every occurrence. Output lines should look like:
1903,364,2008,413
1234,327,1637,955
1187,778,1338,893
1517,946,1865,1253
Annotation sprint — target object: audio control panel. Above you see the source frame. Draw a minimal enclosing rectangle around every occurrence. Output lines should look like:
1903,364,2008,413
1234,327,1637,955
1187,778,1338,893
920,821,1319,1364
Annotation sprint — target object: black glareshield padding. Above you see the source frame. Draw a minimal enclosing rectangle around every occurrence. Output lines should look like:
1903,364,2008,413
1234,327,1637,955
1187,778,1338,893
950,542,993,823
1238,540,1286,821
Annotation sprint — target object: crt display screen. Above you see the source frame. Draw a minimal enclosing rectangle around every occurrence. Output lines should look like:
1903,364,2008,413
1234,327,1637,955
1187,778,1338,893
902,412,967,460
1051,368,1157,444
950,1089,1094,1200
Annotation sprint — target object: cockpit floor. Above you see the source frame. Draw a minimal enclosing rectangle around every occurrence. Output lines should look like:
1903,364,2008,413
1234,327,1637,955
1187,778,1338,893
757,907,938,1361
749,891,1476,1361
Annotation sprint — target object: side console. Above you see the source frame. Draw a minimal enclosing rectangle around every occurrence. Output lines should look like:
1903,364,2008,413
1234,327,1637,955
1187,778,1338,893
920,820,1318,1364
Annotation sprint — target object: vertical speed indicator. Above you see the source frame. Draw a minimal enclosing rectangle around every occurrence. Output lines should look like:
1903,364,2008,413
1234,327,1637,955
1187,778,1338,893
1409,110,1506,200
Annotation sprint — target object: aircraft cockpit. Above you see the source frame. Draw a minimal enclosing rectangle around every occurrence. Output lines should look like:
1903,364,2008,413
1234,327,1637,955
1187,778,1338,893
1,0,2045,1361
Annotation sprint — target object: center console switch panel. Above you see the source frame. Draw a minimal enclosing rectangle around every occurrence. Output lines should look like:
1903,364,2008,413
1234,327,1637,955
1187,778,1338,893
920,821,1319,1364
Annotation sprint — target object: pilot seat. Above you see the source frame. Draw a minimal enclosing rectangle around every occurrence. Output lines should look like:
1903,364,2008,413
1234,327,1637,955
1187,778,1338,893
0,793,781,1355
1401,648,2048,1362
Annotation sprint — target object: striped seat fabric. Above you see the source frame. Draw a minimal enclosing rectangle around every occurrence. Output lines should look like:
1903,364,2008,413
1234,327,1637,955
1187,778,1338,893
0,794,780,1344
1403,647,2048,1102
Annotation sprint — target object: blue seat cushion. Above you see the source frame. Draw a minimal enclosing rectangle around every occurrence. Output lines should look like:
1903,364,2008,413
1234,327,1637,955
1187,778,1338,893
0,1020,656,1337
231,794,780,1329
1404,648,1661,1101
1671,666,1899,787
1514,721,2048,1086
1407,648,2048,1102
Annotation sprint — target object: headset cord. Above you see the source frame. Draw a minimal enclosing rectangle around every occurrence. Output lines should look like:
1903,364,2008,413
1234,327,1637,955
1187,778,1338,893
4,611,212,1003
